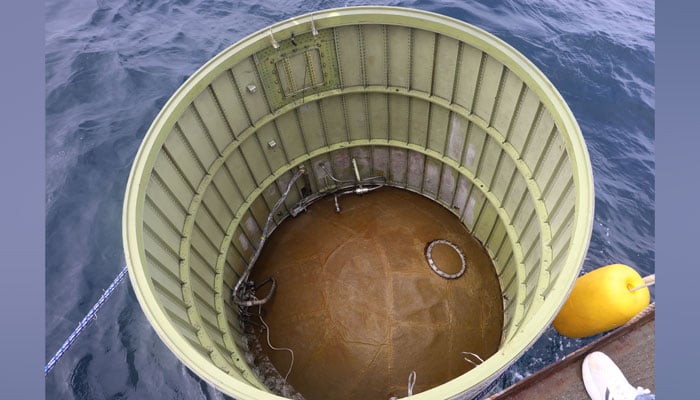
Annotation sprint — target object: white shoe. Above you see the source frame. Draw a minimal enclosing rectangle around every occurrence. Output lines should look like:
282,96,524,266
582,351,652,400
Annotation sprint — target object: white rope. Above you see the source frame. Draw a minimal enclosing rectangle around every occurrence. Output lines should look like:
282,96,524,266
258,304,295,382
630,274,655,292
408,370,417,396
462,351,485,368
45,266,129,375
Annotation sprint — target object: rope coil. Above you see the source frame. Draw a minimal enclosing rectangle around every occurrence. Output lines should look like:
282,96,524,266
425,239,467,279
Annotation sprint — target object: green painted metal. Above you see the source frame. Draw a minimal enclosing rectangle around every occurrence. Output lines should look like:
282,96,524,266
123,6,594,400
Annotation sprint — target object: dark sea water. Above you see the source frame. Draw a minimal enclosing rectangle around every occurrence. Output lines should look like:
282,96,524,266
45,0,654,398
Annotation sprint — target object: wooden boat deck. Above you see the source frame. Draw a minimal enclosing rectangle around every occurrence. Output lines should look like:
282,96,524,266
489,304,655,400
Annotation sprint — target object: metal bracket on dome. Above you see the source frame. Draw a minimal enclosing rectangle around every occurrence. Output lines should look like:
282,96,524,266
290,158,387,216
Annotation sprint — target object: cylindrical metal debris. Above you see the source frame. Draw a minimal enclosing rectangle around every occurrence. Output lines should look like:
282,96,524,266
123,6,594,399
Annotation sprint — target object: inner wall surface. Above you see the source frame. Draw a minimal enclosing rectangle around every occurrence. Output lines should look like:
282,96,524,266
249,188,503,400
124,7,594,400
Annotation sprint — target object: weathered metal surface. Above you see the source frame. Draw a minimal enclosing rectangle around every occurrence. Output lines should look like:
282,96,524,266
123,6,594,400
249,188,503,400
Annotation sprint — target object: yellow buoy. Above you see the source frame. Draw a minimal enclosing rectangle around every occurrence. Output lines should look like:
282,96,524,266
553,264,651,338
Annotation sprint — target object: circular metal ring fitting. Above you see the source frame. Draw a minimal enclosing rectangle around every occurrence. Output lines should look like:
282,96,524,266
425,239,467,279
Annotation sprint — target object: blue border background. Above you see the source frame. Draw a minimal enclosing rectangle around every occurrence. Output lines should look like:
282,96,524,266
0,1,45,398
656,2,700,398
1,1,697,398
